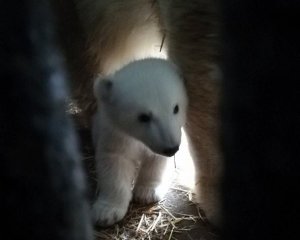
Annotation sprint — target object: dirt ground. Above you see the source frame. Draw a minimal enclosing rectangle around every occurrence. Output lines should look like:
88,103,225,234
77,126,219,240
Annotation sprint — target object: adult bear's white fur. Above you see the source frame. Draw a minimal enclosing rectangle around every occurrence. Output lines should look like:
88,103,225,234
92,58,187,226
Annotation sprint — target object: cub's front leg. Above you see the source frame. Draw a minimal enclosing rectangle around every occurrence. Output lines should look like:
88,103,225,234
92,151,135,227
133,152,172,204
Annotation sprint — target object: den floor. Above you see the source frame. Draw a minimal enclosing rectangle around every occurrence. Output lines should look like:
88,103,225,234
77,126,218,240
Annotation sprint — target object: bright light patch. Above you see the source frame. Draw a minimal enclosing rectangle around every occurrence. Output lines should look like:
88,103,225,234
173,129,195,190
154,128,195,198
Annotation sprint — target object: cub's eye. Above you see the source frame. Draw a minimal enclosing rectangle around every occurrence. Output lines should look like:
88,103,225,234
173,104,179,114
138,113,152,123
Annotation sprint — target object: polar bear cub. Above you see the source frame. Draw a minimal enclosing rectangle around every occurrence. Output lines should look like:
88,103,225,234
92,58,187,226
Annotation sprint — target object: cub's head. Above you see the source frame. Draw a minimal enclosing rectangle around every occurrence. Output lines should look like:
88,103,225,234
94,58,187,157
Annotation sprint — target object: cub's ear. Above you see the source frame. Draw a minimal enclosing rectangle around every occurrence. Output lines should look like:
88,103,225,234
93,76,113,103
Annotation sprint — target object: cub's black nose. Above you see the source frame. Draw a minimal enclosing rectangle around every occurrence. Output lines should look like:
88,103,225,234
162,145,179,157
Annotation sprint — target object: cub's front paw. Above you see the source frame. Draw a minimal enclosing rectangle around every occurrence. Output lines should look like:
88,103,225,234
133,184,167,204
92,200,128,227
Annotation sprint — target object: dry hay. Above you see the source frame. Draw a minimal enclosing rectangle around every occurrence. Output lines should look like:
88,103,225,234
93,187,204,240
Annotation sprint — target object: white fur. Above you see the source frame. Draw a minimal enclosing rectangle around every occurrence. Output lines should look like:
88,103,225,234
92,58,187,226
74,0,166,75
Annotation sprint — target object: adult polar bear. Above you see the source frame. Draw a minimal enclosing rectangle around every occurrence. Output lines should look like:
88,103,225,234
52,0,221,226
